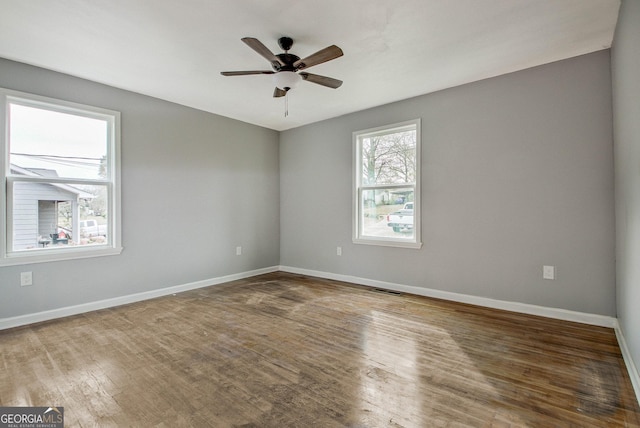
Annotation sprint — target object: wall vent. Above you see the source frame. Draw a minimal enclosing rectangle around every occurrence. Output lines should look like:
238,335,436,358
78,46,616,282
370,288,402,296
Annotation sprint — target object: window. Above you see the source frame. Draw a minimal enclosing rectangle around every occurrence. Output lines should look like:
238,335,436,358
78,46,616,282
1,88,121,265
353,119,421,248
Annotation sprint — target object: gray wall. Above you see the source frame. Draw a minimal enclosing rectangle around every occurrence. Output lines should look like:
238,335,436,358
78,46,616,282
281,50,615,316
0,49,618,324
612,0,640,378
0,58,280,319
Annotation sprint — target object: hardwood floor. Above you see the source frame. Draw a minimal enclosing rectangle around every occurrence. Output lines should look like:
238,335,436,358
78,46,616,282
1,272,639,427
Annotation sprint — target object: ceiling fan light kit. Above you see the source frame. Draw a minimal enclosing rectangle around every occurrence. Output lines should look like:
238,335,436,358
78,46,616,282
273,71,300,91
221,36,343,116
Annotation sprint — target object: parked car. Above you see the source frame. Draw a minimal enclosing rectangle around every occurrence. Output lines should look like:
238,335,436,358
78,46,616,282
80,219,107,237
387,202,414,233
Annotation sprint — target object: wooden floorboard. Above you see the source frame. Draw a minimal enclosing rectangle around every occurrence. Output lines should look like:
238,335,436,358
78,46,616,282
1,272,639,427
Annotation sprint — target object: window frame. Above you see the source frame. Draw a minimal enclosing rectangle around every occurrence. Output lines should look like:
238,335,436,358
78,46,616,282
352,118,422,249
0,88,122,266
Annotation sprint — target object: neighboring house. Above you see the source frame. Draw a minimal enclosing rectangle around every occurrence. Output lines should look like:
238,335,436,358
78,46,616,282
10,164,93,250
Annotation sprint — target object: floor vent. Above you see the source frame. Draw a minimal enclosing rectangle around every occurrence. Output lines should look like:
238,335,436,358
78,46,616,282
370,288,403,295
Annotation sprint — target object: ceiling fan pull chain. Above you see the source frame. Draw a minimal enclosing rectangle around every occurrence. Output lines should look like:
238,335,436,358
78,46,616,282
285,92,289,117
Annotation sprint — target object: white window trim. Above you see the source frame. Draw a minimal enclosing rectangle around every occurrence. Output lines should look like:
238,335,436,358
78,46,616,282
0,88,122,266
352,119,422,249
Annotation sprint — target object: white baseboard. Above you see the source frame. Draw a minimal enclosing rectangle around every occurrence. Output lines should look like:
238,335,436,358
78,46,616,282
278,265,618,328
614,322,640,405
4,265,616,331
0,266,279,331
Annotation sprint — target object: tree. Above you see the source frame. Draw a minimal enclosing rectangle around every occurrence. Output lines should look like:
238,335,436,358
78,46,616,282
89,155,108,217
361,130,416,185
98,155,107,179
57,201,73,229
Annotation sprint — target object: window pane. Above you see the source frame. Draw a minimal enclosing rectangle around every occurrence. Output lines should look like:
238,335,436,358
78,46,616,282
360,188,415,240
360,129,416,186
9,103,108,180
11,181,109,251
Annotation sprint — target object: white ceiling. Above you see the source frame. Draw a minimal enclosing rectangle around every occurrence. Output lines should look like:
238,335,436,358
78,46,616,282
0,0,620,131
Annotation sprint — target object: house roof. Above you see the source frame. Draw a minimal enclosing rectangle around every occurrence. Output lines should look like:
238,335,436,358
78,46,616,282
10,164,95,199
23,168,59,178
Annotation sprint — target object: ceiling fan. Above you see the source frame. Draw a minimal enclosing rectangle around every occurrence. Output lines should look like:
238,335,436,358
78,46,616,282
221,37,344,98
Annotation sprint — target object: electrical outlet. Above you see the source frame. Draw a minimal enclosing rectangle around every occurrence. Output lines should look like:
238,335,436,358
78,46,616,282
543,265,555,280
20,271,33,286
236,246,242,256
337,246,342,256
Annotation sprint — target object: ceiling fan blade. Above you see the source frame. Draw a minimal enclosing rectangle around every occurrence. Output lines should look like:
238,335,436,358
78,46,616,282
273,87,287,98
299,72,343,89
242,37,285,68
294,45,343,70
221,70,275,76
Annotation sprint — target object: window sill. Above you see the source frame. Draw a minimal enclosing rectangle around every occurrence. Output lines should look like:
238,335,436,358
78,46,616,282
0,245,123,267
353,237,422,249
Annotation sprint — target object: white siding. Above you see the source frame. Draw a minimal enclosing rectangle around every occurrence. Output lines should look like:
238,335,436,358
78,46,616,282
12,182,75,250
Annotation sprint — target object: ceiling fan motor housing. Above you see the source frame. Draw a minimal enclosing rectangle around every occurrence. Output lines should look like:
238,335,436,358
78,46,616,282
274,53,300,72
